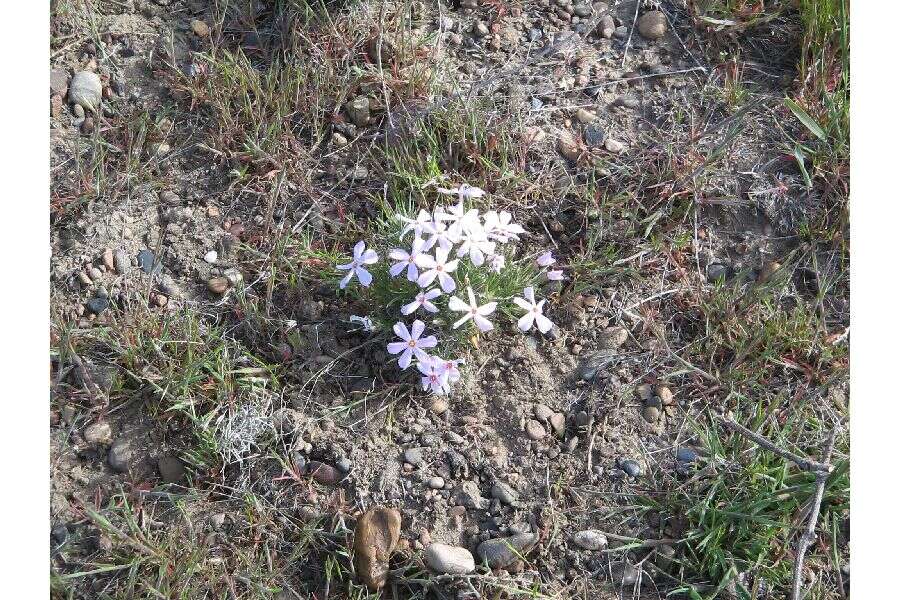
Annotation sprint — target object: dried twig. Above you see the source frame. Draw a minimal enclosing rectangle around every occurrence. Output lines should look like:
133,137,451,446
719,417,833,474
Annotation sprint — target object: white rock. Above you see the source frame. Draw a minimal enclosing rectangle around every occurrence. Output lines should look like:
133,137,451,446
69,71,102,112
204,250,218,264
572,530,608,550
605,138,625,153
425,543,476,574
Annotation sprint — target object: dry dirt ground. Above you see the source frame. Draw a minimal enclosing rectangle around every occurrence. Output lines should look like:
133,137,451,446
50,1,849,599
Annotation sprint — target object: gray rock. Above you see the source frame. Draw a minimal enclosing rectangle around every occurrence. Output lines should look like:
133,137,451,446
425,543,476,574
584,124,606,148
605,137,625,153
108,435,139,473
573,4,591,17
599,326,628,350
598,15,616,38
676,447,699,463
68,71,102,111
642,406,661,423
491,482,519,505
455,480,488,510
336,457,352,473
655,543,676,570
577,350,614,381
533,403,554,422
83,421,112,445
158,453,187,484
572,530,608,550
615,95,640,109
476,533,538,568
525,419,547,441
528,28,543,42
404,447,425,466
86,297,109,315
613,25,628,40
428,476,445,489
549,413,566,437
611,561,641,586
619,459,642,478
137,249,159,274
637,11,667,40
707,263,729,282
209,513,227,530
346,96,370,127
472,21,490,38
50,69,69,97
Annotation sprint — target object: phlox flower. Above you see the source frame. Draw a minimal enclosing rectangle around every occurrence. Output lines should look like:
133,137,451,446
424,218,459,252
387,320,437,370
513,286,554,334
398,209,437,239
536,251,556,267
401,288,441,315
487,254,505,273
436,200,480,235
389,237,428,282
417,246,459,292
546,269,565,281
336,240,378,289
417,355,450,394
436,357,464,386
483,210,526,243
436,183,487,201
455,224,496,267
449,286,497,332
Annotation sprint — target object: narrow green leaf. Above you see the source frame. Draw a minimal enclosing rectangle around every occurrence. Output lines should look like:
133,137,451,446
785,98,826,141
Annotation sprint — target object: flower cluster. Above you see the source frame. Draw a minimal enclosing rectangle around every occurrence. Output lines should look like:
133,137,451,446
336,185,565,395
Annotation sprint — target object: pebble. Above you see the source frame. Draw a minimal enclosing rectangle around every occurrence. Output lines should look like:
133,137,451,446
50,69,69,97
428,476,445,489
354,507,401,589
572,530,608,550
137,249,157,274
707,263,729,282
51,94,64,118
209,513,227,530
525,419,547,441
655,544,676,570
83,421,112,445
107,436,137,473
114,250,128,274
576,108,596,123
619,459,642,478
615,95,640,109
88,267,103,281
191,19,210,37
80,117,95,135
336,458,352,473
549,413,566,437
636,383,653,401
332,132,348,147
557,131,581,161
346,96,370,127
101,248,115,271
599,326,628,349
491,482,519,505
584,123,606,147
158,453,186,484
207,277,230,294
642,406,661,423
425,543,476,574
86,297,109,315
656,385,674,405
605,137,625,153
613,25,628,39
403,447,425,466
477,533,538,569
676,447,699,464
573,4,592,17
69,71,102,112
533,403,554,422
637,11,668,40
429,397,448,415
758,260,780,283
611,561,640,586
307,461,342,485
203,250,218,264
472,21,490,38
599,15,615,38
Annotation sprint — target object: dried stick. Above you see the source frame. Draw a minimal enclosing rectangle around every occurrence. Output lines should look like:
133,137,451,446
719,417,833,474
791,428,839,600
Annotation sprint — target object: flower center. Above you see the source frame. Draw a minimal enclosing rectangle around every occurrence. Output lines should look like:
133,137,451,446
470,308,477,315
532,307,539,313
436,265,443,271
408,340,416,348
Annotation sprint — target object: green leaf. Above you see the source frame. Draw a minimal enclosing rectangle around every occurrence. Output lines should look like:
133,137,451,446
785,98,826,141
794,146,813,189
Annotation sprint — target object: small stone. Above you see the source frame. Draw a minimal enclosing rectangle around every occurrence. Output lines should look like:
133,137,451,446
584,123,606,148
209,513,227,530
83,421,112,445
615,95,640,109
224,268,243,286
599,326,628,350
613,25,628,39
491,482,519,505
50,69,69,97
308,461,343,485
456,480,488,510
50,94,64,118
354,507,401,589
207,277,230,294
549,413,566,437
611,562,641,586
160,190,180,204
152,294,168,308
472,21,490,38
655,544,676,570
619,459,642,478
69,71,102,112
599,15,615,38
428,476,445,489
425,543,476,574
429,397,448,415
642,406,661,423
525,419,547,441
80,117,95,135
707,263,729,282
137,249,157,274
758,260,780,283
476,533,538,569
636,383,654,401
336,458,352,473
108,437,137,472
604,137,625,153
332,132,348,147
403,448,424,467
676,447,699,464
88,267,103,281
576,108,596,124
637,11,667,40
114,250,128,274
557,131,581,161
191,19,210,38
655,385,674,405
533,403,554,422
86,297,109,315
101,249,115,271
573,4,592,17
203,250,218,264
572,530,608,550
158,453,186,484
346,96,370,127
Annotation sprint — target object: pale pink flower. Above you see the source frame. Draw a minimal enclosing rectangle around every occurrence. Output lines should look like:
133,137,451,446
398,209,437,239
546,269,565,281
416,246,459,292
513,286,554,334
536,251,556,267
455,224,496,267
386,320,437,370
487,254,506,273
336,240,378,289
483,210,526,243
424,219,459,252
417,355,450,394
437,357,464,386
436,199,480,234
401,288,441,315
389,237,428,282
449,286,497,332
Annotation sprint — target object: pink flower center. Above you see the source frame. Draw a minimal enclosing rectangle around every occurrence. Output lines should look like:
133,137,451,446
436,265,443,271
408,340,417,348
470,308,477,315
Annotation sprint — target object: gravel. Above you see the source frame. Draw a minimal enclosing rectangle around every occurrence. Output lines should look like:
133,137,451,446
476,533,538,569
571,529,608,550
69,71,102,111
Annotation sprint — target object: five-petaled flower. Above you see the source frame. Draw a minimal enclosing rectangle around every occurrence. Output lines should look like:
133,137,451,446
417,355,450,394
455,225,496,267
484,210,526,243
387,320,438,370
402,288,441,315
417,246,459,292
513,286,554,333
398,209,437,239
337,240,378,289
436,183,486,201
389,237,427,282
546,269,565,281
449,286,498,332
536,251,556,267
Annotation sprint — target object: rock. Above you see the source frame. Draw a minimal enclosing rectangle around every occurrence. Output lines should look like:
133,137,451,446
209,513,227,530
307,461,343,486
346,96,370,127
51,524,68,545
549,413,566,437
223,268,243,286
557,131,581,161
456,480,488,510
637,11,667,40
472,21,490,38
403,447,424,467
611,561,640,586
655,544,676,570
425,543,476,574
525,419,547,441
50,69,69,97
572,530,608,550
707,263,729,282
69,71,102,112
613,25,628,40
599,326,628,350
615,95,640,109
530,97,543,111
573,4,592,17
584,123,606,148
207,277,230,294
604,137,624,153
336,458,352,473
642,406,660,423
522,126,547,144
101,248,115,271
86,297,109,315
203,250,218,264
491,482,518,505
332,132,348,147
50,94,64,118
137,249,158,274
599,15,615,38
428,476,445,489
108,435,139,473
656,385,674,405
88,267,103,281
80,117,95,135
758,260,780,283
636,383,653,401
113,250,127,274
533,403,554,422
83,421,112,445
158,453,186,484
353,507,401,589
476,533,538,569
191,19,210,38
676,447,699,464
619,459,642,478
429,397,448,415
576,108,596,123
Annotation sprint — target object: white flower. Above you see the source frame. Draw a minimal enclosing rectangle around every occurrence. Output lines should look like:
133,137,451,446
416,246,459,292
398,209,437,239
536,251,556,267
386,320,438,370
436,183,487,201
483,210,526,243
336,240,378,289
546,269,565,281
435,356,464,386
449,286,497,332
401,288,441,315
389,237,428,282
513,286,554,333
435,200,480,235
455,222,496,267
487,254,505,273
424,219,459,252
417,355,449,394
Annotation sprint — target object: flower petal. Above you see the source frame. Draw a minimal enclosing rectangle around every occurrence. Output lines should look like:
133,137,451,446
401,300,419,315
411,320,425,340
389,262,406,277
339,271,353,289
535,313,554,334
477,301,497,316
518,312,535,332
393,321,411,340
398,349,413,370
361,250,378,264
437,272,456,293
417,270,438,288
473,314,494,332
387,341,408,355
448,296,469,312
418,335,438,349
424,288,442,300
513,297,531,311
406,263,419,282
452,313,472,329
353,240,366,259
356,266,373,287
422,300,438,313
389,249,409,261
524,286,535,304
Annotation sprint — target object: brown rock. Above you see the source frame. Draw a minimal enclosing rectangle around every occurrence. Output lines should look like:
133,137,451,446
655,385,674,405
598,326,628,350
557,131,581,161
599,15,616,38
307,461,342,486
191,19,210,38
549,413,566,437
353,507,402,590
81,117,95,135
637,11,667,40
50,94,64,118
758,261,781,283
102,248,115,271
643,406,661,423
207,277,230,294
525,419,547,441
